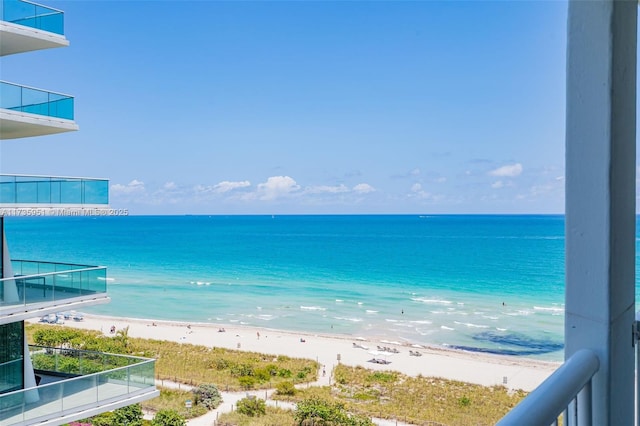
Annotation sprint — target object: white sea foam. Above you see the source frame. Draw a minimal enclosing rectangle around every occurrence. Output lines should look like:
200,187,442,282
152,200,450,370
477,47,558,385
441,326,455,331
335,299,344,303
482,316,499,320
365,310,378,314
257,315,274,321
533,306,564,313
411,297,453,305
333,316,363,322
496,328,507,331
410,320,432,324
300,306,326,311
454,321,489,328
385,319,399,323
506,310,532,316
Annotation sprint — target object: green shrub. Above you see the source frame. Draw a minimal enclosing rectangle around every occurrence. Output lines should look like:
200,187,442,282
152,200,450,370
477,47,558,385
112,404,144,426
151,409,186,426
192,384,222,409
276,381,296,396
459,396,471,407
264,363,279,376
278,368,292,378
238,375,256,389
236,397,266,417
254,367,271,382
230,363,254,377
295,398,373,426
84,412,113,426
213,358,232,370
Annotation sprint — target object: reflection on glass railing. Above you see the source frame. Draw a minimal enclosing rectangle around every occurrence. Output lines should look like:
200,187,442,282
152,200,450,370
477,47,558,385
0,260,107,309
0,81,74,120
0,175,108,205
0,346,156,426
1,0,64,35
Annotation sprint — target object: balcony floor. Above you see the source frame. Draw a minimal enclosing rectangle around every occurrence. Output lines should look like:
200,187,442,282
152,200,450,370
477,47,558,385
2,376,157,426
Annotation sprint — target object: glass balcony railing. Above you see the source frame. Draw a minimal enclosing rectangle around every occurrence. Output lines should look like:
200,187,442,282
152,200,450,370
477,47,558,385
1,81,74,120
0,260,107,310
0,175,109,205
1,346,156,426
1,0,64,35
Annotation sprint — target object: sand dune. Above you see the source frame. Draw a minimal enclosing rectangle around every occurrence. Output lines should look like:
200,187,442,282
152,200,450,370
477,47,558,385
34,314,559,392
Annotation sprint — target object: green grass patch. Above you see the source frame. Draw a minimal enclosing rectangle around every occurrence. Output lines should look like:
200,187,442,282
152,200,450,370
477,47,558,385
275,364,528,425
140,388,207,419
27,324,318,391
217,406,294,426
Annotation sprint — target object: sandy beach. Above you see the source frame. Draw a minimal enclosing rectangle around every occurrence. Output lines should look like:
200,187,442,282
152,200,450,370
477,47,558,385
34,314,560,392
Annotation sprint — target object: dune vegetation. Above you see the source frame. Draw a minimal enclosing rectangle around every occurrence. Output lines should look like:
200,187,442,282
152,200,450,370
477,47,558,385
28,324,526,425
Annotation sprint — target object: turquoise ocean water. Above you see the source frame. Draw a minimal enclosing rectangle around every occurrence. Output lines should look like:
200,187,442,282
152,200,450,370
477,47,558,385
4,215,582,360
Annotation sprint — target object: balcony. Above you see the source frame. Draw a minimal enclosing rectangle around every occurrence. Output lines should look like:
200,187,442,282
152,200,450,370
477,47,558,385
0,175,109,208
497,349,600,425
0,81,78,139
0,0,68,56
0,260,110,325
1,346,159,426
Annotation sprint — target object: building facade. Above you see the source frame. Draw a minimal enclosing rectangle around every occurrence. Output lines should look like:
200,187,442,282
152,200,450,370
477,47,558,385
0,1,158,425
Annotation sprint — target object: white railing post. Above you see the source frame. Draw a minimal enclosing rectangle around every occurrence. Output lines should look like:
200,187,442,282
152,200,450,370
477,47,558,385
577,379,592,426
497,349,599,426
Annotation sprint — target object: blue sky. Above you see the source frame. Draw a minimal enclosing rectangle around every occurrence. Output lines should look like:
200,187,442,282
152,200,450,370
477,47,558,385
1,0,568,214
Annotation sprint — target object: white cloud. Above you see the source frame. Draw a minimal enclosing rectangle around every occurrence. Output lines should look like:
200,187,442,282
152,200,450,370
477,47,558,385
411,168,421,176
305,184,350,194
530,184,555,197
111,179,145,194
164,181,178,190
213,180,251,193
353,183,375,194
489,163,523,177
491,180,504,189
409,183,431,199
256,176,300,200
435,177,447,183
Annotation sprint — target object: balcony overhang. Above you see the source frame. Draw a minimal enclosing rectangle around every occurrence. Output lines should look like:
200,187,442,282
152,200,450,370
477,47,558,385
0,294,111,325
0,108,78,139
2,347,159,426
0,20,68,56
0,261,109,325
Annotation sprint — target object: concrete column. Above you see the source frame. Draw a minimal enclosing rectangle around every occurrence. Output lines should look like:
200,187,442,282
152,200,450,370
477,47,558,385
565,1,637,425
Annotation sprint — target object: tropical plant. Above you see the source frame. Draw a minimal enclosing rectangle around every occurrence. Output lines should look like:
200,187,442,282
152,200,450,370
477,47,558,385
294,397,373,426
236,396,266,417
151,409,186,426
276,380,296,396
112,403,144,426
192,383,222,409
